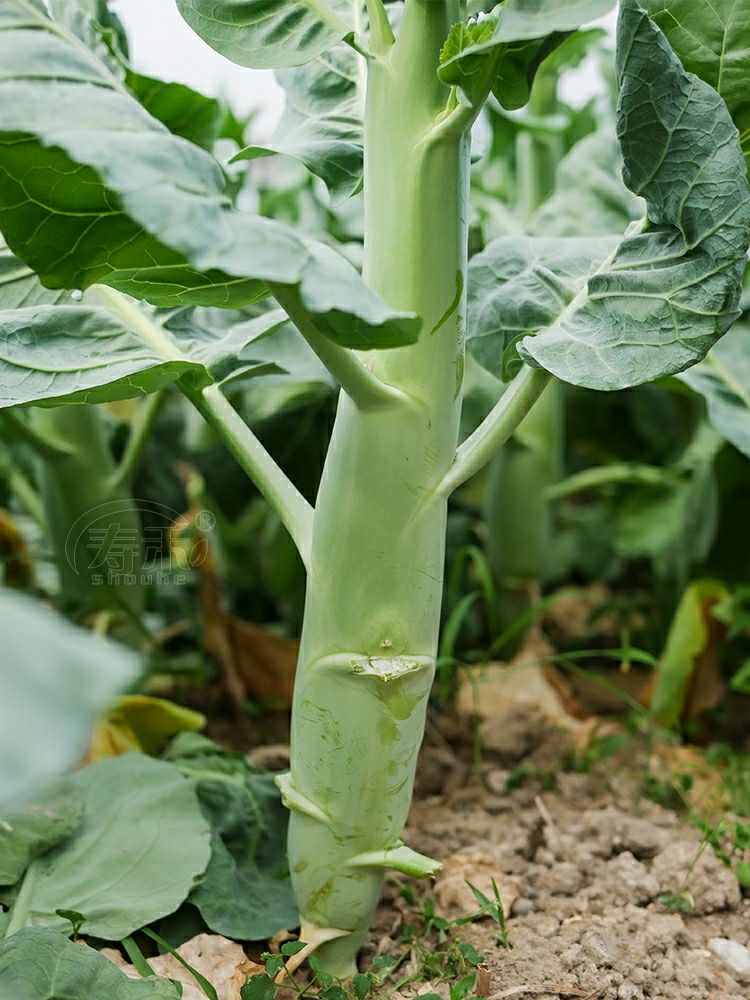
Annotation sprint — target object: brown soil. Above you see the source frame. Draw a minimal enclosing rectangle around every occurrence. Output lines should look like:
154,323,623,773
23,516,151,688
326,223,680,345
358,712,750,1000
197,687,750,999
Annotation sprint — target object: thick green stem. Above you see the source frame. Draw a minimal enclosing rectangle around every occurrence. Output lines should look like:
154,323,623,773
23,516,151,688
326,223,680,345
484,67,566,634
282,0,467,977
516,68,563,222
484,378,562,632
36,404,145,621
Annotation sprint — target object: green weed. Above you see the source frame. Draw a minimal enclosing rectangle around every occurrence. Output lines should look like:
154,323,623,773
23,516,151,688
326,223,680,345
240,880,511,1000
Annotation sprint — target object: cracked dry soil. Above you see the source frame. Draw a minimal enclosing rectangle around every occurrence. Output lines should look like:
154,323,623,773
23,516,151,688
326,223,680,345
358,712,750,1000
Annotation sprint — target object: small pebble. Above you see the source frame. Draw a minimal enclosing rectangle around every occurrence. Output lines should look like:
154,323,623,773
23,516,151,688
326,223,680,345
511,897,535,916
708,937,750,977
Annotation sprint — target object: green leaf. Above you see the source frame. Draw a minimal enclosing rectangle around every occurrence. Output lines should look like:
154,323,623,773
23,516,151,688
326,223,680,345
640,0,750,182
0,928,181,1000
491,33,574,111
440,18,498,96
439,0,615,110
233,45,363,205
0,2,418,346
458,942,483,966
0,781,84,886
0,255,283,406
0,243,328,407
0,591,137,808
168,304,331,390
528,132,644,237
18,754,211,939
122,936,159,980
612,482,690,559
167,736,298,940
241,973,277,1000
678,322,750,459
48,0,129,68
264,955,285,977
609,422,721,578
0,302,201,408
280,941,306,956
497,0,616,39
449,973,476,1000
352,973,372,999
125,72,225,151
0,240,72,310
650,579,729,728
175,0,352,70
440,23,565,113
321,987,347,1000
467,235,619,379
519,0,750,389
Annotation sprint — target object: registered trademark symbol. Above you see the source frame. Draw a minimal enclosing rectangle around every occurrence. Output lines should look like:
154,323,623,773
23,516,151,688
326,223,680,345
194,509,216,532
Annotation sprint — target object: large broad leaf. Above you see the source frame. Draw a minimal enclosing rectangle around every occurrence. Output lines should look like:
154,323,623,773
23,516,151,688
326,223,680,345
517,0,750,390
679,322,750,459
234,45,363,205
0,245,296,406
494,0,617,39
439,0,616,110
49,0,229,152
0,781,84,886
164,305,332,390
16,754,211,940
640,0,750,182
528,132,644,238
165,734,298,940
0,240,329,406
0,1,418,348
0,928,181,1000
124,72,225,152
47,0,129,69
0,302,198,408
175,0,353,70
0,591,137,808
467,235,619,379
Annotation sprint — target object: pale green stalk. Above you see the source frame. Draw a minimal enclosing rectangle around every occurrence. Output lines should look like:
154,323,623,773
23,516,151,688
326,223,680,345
36,404,145,621
280,0,468,976
85,1,564,972
483,65,565,636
